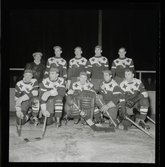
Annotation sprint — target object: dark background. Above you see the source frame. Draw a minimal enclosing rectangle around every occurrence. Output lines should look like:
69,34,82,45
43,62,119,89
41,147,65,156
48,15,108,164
1,2,161,165
9,3,160,71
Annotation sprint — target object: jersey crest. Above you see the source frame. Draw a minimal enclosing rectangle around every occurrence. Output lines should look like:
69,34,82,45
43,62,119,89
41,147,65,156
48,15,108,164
42,77,65,89
89,56,108,67
16,79,38,94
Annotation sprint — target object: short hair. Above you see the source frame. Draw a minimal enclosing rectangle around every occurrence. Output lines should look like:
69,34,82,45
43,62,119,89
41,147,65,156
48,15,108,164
119,47,126,51
53,46,62,51
95,45,102,50
125,68,134,74
74,46,82,50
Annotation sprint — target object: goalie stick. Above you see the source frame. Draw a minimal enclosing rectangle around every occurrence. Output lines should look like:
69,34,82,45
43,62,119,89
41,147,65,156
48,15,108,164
73,102,115,132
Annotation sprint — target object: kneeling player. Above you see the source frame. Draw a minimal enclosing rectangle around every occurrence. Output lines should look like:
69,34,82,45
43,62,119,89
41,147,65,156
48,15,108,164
15,69,40,126
95,70,126,127
120,68,150,130
40,65,66,127
65,71,101,124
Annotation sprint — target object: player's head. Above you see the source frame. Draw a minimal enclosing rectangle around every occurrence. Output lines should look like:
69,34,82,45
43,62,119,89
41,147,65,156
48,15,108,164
74,46,82,57
53,46,62,57
79,71,87,85
49,64,59,81
32,52,43,62
118,47,126,58
124,68,134,82
95,45,102,56
23,69,33,83
102,70,112,82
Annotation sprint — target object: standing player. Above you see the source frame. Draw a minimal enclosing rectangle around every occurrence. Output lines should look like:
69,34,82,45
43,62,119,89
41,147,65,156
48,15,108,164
25,52,46,84
44,46,67,81
15,69,40,126
40,64,66,127
111,47,135,85
67,46,89,90
87,45,109,92
120,68,150,130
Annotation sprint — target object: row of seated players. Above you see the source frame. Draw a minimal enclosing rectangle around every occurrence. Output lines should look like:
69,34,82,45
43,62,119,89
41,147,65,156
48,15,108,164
15,65,150,130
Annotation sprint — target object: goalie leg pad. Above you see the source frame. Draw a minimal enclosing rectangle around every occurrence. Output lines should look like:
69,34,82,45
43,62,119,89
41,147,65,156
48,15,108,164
80,90,96,120
65,96,80,119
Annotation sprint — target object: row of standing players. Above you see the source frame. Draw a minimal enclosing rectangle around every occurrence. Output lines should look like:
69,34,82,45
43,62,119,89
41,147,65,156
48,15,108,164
15,45,150,130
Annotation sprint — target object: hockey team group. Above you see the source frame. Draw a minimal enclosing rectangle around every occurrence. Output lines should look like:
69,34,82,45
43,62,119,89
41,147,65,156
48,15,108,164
14,45,154,136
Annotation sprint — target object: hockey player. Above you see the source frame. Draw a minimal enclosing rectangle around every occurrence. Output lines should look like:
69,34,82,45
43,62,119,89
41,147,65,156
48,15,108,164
95,70,126,127
111,47,135,85
67,46,89,90
120,68,150,130
40,64,66,127
65,71,101,124
87,45,109,92
44,46,67,81
25,52,46,84
15,69,40,126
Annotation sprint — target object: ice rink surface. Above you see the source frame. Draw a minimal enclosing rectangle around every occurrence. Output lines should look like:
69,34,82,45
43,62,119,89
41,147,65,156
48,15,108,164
9,113,156,163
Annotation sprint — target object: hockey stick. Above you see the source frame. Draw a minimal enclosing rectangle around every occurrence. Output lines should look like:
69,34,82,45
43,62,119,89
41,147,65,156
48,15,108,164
97,98,117,128
125,116,155,139
147,116,155,125
16,118,22,137
24,116,47,142
73,102,115,132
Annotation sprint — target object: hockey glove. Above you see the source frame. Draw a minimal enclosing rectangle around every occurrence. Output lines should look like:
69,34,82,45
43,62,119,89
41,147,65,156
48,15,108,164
41,104,50,117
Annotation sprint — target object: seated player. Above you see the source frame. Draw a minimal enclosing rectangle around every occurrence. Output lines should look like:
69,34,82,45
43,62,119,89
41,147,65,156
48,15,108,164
39,64,66,127
64,71,101,125
120,68,150,130
15,69,40,126
95,70,126,127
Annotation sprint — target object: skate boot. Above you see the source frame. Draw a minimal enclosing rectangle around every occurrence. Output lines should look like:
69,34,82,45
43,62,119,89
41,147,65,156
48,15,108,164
138,119,150,130
74,118,80,124
33,117,40,126
63,115,69,126
81,117,87,125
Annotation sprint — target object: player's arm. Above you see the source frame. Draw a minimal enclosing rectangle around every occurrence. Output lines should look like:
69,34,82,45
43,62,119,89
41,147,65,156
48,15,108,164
111,61,116,79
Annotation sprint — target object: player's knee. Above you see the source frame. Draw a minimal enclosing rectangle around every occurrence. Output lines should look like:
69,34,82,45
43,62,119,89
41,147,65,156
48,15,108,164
139,98,149,108
65,95,74,106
